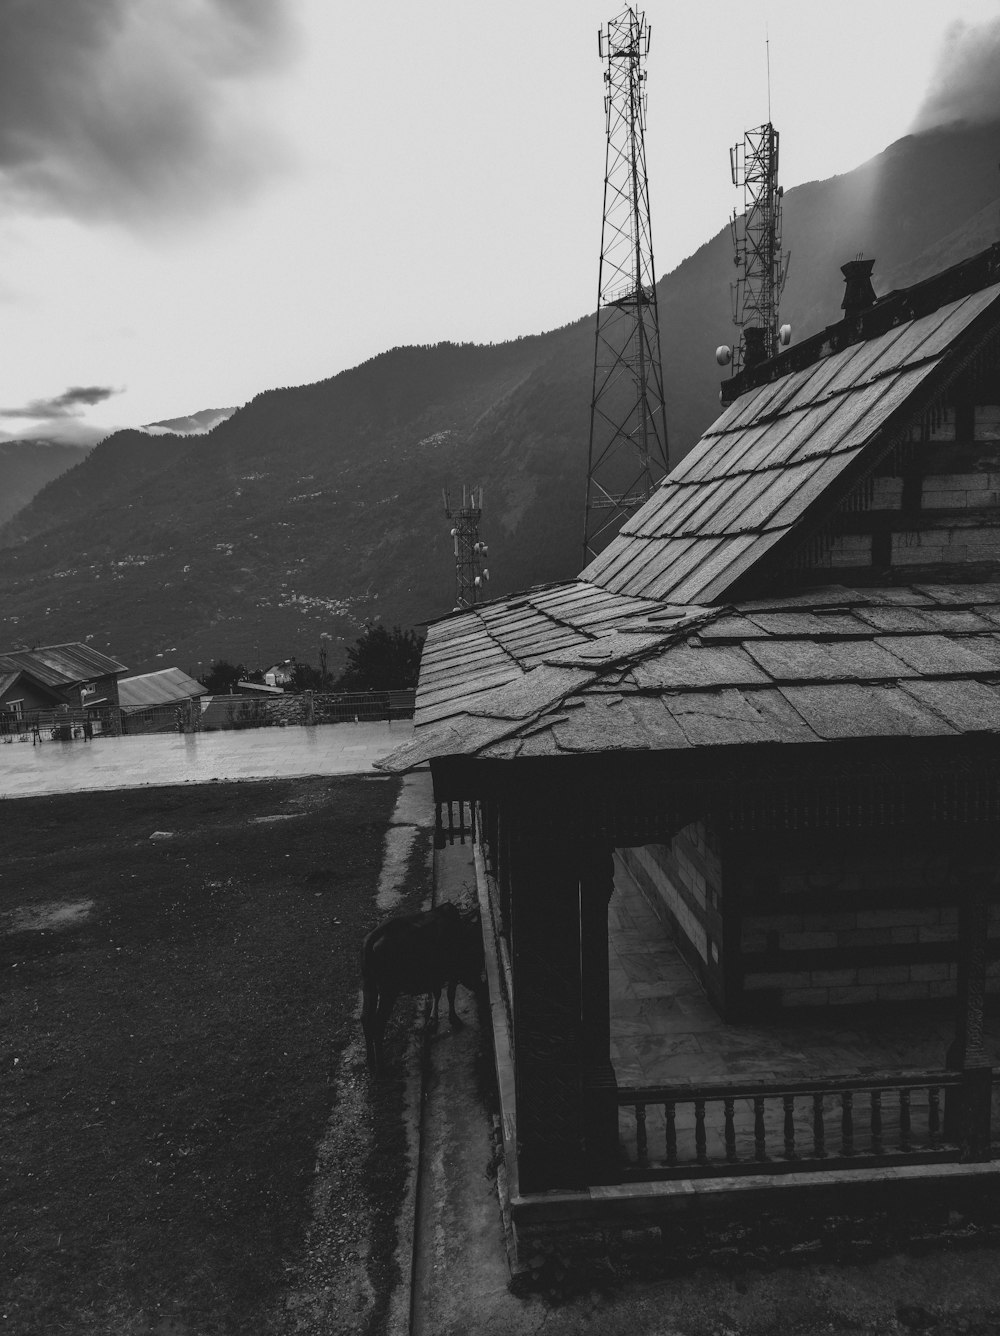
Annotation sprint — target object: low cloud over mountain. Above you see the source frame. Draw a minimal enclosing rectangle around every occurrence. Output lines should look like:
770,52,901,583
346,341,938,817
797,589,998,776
912,16,1000,132
0,385,123,446
0,384,120,421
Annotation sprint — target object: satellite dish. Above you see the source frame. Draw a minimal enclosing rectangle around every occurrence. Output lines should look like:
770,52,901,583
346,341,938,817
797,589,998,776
715,345,732,366
779,324,792,346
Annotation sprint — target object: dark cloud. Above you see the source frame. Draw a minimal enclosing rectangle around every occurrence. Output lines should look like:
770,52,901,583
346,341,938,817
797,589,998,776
0,0,299,226
912,17,1000,132
0,384,121,419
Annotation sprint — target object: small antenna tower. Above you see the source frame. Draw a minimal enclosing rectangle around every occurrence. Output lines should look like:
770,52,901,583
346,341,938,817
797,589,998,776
584,6,668,564
443,486,489,610
729,118,790,377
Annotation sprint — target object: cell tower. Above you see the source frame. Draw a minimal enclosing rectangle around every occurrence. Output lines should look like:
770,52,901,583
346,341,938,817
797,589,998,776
443,486,489,610
584,6,668,564
728,122,790,377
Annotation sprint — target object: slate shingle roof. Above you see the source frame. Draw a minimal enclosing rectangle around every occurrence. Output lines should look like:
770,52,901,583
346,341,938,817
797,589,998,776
385,247,1000,776
413,580,702,728
386,584,1000,770
579,282,1000,605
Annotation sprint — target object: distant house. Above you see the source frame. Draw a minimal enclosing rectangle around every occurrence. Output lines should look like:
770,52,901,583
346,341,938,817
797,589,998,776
263,660,296,687
115,667,207,735
0,643,127,725
118,667,207,711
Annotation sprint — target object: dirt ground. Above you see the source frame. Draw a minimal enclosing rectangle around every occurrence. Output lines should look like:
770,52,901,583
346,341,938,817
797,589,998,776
1,775,429,1336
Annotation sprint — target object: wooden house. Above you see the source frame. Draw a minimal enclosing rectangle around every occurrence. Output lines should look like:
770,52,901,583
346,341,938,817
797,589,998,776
384,244,1000,1252
0,642,127,733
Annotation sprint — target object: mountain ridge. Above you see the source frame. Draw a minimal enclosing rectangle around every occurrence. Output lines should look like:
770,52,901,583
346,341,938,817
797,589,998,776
2,118,999,675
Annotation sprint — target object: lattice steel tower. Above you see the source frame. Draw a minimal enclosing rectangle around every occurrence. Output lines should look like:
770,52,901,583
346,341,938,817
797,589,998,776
584,6,668,563
443,486,489,610
729,122,790,377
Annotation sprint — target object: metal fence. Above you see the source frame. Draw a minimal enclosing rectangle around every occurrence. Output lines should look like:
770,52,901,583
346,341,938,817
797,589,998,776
3,689,417,742
1,706,118,743
197,688,415,731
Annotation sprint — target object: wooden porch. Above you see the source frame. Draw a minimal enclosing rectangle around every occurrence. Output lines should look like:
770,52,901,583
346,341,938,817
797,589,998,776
610,855,1000,1179
467,815,1000,1250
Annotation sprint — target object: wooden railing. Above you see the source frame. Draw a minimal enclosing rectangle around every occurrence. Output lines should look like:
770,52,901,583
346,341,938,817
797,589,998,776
618,1069,997,1180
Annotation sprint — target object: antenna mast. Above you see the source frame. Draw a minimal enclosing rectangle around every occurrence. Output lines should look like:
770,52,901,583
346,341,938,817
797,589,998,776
729,120,789,377
584,6,668,564
443,486,489,610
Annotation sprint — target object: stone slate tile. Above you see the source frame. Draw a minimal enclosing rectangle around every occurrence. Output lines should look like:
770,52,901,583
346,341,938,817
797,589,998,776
743,637,910,682
875,633,997,676
663,688,788,747
779,682,955,739
899,678,1000,732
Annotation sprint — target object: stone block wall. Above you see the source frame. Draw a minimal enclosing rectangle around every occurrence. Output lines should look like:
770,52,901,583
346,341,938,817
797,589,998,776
732,832,1000,1010
787,364,1000,583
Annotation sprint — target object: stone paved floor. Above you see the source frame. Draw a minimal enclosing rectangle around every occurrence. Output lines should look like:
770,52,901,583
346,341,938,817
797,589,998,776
0,721,414,798
610,853,1000,1168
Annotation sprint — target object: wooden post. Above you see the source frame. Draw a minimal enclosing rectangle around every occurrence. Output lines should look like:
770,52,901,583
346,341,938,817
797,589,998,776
945,871,993,1159
580,844,620,1183
509,824,586,1192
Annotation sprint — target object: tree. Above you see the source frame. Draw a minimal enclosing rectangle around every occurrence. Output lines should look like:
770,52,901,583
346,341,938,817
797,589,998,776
290,661,325,693
334,624,424,692
199,659,244,694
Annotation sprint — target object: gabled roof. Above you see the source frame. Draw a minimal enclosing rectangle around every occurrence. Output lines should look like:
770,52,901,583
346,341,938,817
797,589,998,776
385,246,1000,778
0,666,69,703
0,643,128,689
118,667,207,709
385,583,1000,771
580,255,1000,607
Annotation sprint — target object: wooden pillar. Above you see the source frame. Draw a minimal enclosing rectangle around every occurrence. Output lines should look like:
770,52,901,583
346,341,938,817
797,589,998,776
510,826,586,1192
945,871,993,1159
496,809,512,938
580,844,619,1183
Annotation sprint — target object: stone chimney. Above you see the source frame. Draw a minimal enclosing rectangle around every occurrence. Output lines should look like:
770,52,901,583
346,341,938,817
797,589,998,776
841,257,876,318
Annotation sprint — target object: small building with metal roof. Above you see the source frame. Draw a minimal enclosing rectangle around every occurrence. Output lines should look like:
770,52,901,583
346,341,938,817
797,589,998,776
0,642,127,726
118,667,207,712
384,244,1000,1251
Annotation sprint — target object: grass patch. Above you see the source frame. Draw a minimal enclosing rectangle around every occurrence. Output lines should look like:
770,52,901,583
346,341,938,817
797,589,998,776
1,775,422,1335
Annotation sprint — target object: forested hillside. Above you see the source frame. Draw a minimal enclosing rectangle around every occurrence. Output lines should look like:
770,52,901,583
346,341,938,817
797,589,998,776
1,118,998,675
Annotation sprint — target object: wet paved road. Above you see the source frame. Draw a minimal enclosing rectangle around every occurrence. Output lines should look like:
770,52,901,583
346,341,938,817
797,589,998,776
0,722,414,798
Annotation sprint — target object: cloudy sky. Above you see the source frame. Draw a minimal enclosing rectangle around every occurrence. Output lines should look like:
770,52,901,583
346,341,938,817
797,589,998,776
1,0,999,446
